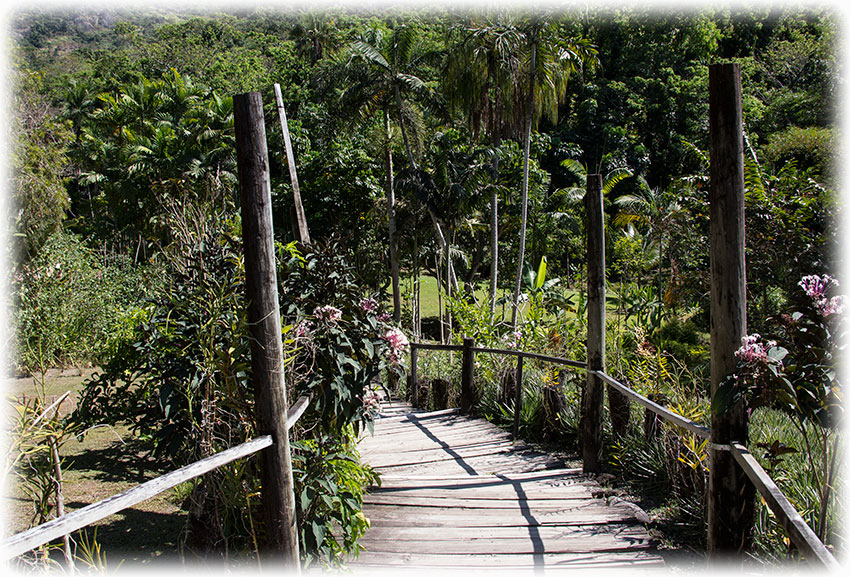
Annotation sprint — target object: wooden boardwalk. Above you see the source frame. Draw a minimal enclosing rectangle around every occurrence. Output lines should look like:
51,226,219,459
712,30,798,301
346,400,665,574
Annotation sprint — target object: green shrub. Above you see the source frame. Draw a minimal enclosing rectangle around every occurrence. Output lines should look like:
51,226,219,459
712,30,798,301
12,231,156,372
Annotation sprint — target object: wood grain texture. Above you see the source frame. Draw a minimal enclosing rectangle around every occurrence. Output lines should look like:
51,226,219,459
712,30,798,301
346,399,664,570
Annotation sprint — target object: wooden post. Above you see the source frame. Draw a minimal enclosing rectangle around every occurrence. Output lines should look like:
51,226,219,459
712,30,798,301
512,355,524,439
582,174,605,473
410,343,419,406
234,91,300,569
460,337,475,413
274,83,310,245
707,62,755,558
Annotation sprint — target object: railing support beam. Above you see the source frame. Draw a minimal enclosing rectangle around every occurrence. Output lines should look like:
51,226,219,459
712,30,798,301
460,337,475,413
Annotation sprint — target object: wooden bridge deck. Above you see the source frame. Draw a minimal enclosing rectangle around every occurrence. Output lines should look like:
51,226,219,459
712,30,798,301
346,400,665,573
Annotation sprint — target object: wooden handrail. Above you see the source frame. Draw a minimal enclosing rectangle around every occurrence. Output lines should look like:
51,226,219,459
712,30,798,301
729,442,839,569
410,342,464,352
591,370,711,440
410,340,838,566
472,346,587,370
3,394,312,561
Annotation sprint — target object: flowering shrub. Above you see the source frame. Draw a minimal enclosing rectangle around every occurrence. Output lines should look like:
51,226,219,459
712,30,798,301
314,305,343,323
279,240,407,435
714,273,844,543
715,274,844,427
382,327,409,364
73,228,402,564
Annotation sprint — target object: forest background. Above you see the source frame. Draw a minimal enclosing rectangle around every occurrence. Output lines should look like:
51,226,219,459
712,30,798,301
2,0,848,568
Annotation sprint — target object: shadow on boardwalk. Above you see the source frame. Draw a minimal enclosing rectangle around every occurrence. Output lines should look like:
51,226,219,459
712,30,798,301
346,399,666,574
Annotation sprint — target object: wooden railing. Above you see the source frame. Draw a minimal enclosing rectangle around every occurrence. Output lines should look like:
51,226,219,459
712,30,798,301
2,394,312,562
408,340,839,569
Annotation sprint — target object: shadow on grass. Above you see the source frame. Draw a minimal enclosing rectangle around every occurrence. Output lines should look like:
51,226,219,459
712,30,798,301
62,504,187,565
64,436,174,485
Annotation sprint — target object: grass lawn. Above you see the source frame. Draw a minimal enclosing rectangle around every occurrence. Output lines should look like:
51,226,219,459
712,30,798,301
4,371,186,568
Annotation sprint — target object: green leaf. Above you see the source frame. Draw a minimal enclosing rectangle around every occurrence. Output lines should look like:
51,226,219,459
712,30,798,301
311,520,325,548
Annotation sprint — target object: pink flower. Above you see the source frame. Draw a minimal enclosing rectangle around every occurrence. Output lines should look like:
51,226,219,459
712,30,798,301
735,334,777,364
502,330,523,349
821,295,846,317
377,312,392,323
383,327,409,363
799,274,838,300
314,305,342,323
295,320,314,338
799,275,845,317
359,297,378,312
361,389,381,412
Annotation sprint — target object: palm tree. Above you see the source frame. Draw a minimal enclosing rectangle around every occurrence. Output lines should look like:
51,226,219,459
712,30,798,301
444,19,523,316
509,17,597,330
338,25,442,323
613,183,688,315
447,13,596,329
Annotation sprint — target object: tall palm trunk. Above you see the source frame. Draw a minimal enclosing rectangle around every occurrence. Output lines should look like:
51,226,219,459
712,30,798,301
489,188,499,316
395,84,459,295
511,39,537,330
384,108,401,324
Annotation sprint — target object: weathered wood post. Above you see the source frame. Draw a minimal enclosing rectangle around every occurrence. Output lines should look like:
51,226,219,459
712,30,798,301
707,62,755,558
512,355,525,439
583,174,606,473
274,83,311,245
410,343,419,405
233,91,300,569
460,337,475,413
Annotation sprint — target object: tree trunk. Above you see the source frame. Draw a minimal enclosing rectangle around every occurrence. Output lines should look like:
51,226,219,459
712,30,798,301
384,108,402,324
489,188,499,316
511,39,537,330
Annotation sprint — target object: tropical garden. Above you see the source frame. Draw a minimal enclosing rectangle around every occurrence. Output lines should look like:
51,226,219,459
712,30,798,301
4,3,844,571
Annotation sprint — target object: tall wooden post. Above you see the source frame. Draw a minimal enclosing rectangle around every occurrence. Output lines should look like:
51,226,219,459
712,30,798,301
512,355,525,439
460,337,475,413
707,62,755,558
274,83,311,245
583,174,605,473
234,91,300,569
410,344,419,406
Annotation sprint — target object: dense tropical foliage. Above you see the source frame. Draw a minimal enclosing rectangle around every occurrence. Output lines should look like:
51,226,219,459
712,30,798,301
5,3,842,570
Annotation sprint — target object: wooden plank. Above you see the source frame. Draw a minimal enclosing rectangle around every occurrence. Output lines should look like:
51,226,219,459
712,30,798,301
363,495,596,509
360,523,649,542
357,532,654,555
369,483,594,499
365,422,509,440
375,469,585,483
362,504,641,526
361,436,516,455
349,550,664,568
